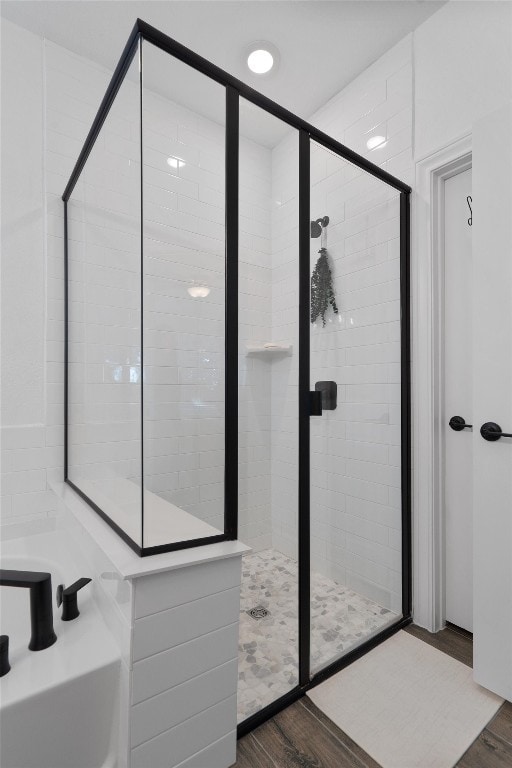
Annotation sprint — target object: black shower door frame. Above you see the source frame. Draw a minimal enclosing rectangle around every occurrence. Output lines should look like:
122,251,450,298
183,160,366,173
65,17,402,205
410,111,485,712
62,18,412,733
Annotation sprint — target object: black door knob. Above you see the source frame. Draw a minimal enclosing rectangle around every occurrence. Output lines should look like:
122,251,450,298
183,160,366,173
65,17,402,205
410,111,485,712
449,416,472,431
480,422,512,441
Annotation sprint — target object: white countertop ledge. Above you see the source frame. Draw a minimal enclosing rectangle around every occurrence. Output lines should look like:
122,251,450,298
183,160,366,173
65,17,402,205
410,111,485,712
51,482,250,580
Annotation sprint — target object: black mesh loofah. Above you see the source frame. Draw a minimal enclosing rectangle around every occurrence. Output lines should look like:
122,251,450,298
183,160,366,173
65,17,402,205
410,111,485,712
310,248,338,326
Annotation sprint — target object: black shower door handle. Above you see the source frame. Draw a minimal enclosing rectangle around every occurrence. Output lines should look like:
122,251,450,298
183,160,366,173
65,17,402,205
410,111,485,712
309,391,323,416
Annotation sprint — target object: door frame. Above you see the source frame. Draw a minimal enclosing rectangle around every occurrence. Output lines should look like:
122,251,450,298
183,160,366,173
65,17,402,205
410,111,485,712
413,134,472,632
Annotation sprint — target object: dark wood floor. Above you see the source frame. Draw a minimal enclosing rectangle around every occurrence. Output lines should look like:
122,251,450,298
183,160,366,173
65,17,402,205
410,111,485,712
234,624,512,768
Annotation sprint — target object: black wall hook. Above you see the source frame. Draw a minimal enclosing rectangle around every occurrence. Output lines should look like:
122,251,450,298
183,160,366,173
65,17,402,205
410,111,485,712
467,195,472,226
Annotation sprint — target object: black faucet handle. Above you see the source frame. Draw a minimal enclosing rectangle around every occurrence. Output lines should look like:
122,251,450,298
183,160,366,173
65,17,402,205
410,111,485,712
56,578,92,621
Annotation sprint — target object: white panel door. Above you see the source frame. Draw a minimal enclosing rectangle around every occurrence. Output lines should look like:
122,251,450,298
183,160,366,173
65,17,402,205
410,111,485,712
472,103,512,701
444,168,473,632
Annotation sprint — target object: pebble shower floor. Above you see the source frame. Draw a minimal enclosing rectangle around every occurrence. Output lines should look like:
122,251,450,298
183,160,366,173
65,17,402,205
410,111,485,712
237,549,398,722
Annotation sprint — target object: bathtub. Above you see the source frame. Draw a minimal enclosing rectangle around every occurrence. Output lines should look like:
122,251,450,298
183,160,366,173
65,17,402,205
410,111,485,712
0,528,121,768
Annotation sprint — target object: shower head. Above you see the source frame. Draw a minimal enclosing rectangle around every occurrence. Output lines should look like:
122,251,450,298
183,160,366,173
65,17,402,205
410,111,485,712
310,216,330,238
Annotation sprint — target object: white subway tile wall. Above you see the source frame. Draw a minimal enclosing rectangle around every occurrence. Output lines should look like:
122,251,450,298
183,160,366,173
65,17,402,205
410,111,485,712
270,129,300,560
66,47,142,544
1,425,62,524
34,38,276,550
1,34,113,527
141,44,227,539
269,37,412,613
310,144,403,616
2,31,411,607
238,99,283,553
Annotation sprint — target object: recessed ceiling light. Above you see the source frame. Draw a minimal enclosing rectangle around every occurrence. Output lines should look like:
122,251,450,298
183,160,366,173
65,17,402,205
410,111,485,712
248,49,273,74
187,285,210,298
245,41,279,76
366,135,387,150
167,156,185,169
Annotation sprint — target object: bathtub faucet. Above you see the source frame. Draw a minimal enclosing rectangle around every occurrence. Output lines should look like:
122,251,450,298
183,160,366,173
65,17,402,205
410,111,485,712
0,569,57,651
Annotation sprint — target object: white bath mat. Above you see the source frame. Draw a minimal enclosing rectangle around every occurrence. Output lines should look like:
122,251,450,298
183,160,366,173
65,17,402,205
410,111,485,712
307,630,503,768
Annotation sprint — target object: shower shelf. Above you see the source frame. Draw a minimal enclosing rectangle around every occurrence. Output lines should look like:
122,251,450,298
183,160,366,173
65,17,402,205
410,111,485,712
245,343,293,357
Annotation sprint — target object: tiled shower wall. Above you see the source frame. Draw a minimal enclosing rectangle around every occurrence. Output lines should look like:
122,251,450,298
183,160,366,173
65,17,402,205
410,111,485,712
63,41,274,547
269,36,413,612
1,27,273,550
65,52,142,535
269,131,300,560
142,63,228,532
2,24,411,587
238,130,273,552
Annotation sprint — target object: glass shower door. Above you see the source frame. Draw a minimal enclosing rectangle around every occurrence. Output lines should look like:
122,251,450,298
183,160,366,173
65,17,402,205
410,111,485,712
308,140,403,674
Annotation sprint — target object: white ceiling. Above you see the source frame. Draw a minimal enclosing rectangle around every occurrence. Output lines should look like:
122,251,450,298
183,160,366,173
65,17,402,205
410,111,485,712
1,0,445,146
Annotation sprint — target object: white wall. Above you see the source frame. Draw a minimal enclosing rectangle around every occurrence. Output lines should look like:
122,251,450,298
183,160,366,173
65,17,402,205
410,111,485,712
1,21,62,525
411,0,512,635
1,22,45,428
414,0,512,160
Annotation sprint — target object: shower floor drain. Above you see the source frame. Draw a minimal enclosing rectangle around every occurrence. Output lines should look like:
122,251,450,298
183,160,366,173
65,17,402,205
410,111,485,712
247,606,270,620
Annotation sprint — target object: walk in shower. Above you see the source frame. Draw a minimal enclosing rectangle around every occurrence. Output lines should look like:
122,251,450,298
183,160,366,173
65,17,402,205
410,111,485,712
63,19,411,731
